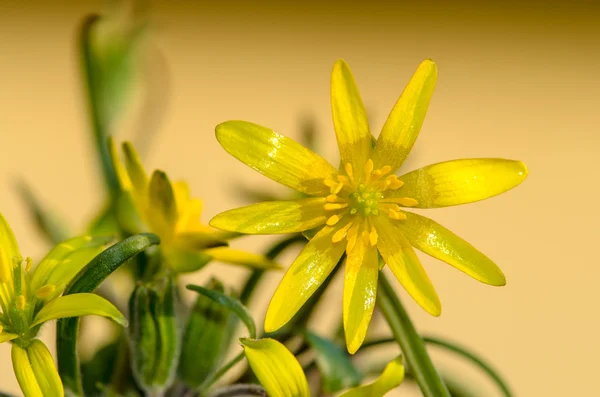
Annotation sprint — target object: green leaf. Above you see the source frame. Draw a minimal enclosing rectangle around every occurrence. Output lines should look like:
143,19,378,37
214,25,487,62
376,273,450,397
81,340,120,395
186,284,256,338
16,181,70,244
57,233,160,397
304,331,362,393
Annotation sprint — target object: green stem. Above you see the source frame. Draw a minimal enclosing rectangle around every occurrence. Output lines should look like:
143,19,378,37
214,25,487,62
199,351,245,395
80,14,119,196
362,336,512,397
377,273,451,397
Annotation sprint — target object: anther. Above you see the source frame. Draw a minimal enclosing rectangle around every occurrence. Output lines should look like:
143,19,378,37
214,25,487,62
25,257,33,272
388,210,407,221
16,295,25,310
344,163,354,183
369,227,378,247
324,203,348,211
332,222,353,243
326,215,341,226
35,284,56,299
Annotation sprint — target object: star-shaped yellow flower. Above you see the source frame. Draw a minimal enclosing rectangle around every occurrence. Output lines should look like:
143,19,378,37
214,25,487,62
109,140,279,274
210,59,528,353
0,213,126,397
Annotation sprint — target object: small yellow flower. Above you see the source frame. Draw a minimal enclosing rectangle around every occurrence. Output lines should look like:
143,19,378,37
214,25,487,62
210,59,528,353
0,213,127,397
241,337,404,397
109,140,280,274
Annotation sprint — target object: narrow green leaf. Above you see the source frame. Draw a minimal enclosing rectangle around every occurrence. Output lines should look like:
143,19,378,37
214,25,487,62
57,233,159,397
186,284,256,338
304,331,362,393
377,273,450,397
80,340,120,395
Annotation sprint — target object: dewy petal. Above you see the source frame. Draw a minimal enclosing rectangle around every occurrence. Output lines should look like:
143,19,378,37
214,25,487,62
374,216,441,316
338,355,404,397
372,60,437,172
241,338,310,397
343,237,378,354
392,159,528,208
203,247,282,270
398,212,506,286
331,59,372,177
216,121,338,196
12,340,64,397
0,212,21,283
265,224,346,332
32,293,128,327
210,198,329,234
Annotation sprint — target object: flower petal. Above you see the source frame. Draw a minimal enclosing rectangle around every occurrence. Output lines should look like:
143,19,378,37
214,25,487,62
30,235,113,296
265,224,346,332
374,216,441,316
344,237,378,354
210,198,328,234
32,293,128,327
203,247,282,270
122,142,149,193
391,159,528,208
241,338,310,397
331,59,371,176
162,247,213,273
372,60,437,171
0,212,21,283
398,212,505,285
147,170,178,238
216,121,338,196
12,340,64,397
338,355,404,397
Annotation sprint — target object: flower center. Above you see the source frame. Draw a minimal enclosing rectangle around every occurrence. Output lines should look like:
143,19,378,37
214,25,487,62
321,159,419,252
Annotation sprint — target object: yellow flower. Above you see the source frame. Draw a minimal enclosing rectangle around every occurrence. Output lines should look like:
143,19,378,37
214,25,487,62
0,213,127,397
109,140,280,274
241,337,404,397
210,59,528,353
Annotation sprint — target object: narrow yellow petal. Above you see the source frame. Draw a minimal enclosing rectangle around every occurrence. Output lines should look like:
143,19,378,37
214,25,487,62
122,142,149,193
147,170,178,238
331,60,372,178
12,340,64,397
210,198,329,234
32,293,128,327
390,158,528,207
399,212,506,285
374,216,441,316
107,137,133,191
338,355,404,397
203,247,282,270
241,338,310,397
343,237,378,354
216,121,338,196
265,225,346,332
0,212,21,284
372,60,437,171
0,332,19,343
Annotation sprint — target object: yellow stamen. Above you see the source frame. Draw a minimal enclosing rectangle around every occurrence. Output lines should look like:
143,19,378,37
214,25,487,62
35,284,56,299
388,210,407,220
16,295,25,310
389,179,404,189
332,222,353,243
344,163,354,183
326,215,342,226
326,195,344,203
364,159,374,183
369,226,378,247
324,203,348,211
381,197,419,207
25,257,33,272
333,181,344,194
346,223,360,252
379,203,402,212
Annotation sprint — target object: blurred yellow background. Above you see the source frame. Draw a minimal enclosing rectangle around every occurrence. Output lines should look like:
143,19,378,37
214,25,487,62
0,0,598,395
